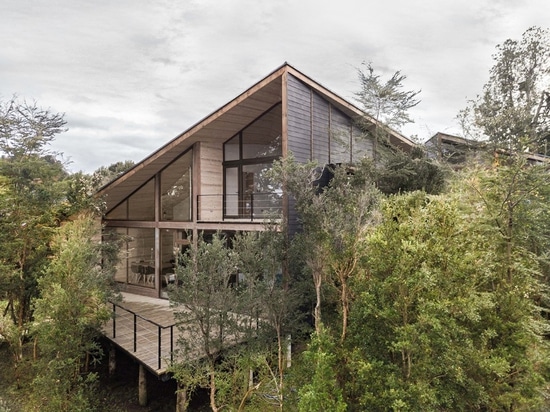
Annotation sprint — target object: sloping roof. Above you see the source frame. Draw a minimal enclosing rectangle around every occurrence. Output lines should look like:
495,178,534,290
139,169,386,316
97,63,415,211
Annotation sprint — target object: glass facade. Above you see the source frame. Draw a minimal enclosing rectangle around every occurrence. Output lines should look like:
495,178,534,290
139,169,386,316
223,104,282,219
104,148,194,292
128,179,155,221
161,150,193,221
108,227,155,289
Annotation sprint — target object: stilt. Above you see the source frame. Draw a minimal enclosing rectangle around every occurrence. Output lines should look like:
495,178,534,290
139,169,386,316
176,382,188,412
108,344,116,377
138,364,148,406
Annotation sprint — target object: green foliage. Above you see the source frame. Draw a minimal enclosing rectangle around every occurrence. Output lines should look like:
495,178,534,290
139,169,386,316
0,97,70,362
170,232,262,410
271,155,381,340
345,170,550,410
29,213,119,411
297,326,347,412
169,230,305,410
459,26,550,153
355,62,421,131
375,147,448,195
91,160,135,190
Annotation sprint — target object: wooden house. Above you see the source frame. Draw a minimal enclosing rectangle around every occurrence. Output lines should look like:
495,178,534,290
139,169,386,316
425,132,549,168
98,63,415,300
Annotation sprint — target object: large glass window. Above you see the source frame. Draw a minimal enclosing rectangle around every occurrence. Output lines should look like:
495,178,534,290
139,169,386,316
161,151,193,221
242,104,282,159
224,167,239,216
160,229,190,297
106,200,127,220
223,104,282,219
128,179,155,221
224,134,240,161
108,227,155,288
241,163,281,217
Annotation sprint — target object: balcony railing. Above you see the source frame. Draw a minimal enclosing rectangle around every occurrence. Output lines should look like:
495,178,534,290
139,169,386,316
197,192,282,222
109,302,175,371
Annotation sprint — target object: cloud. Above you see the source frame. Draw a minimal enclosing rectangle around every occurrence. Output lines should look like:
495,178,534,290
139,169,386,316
1,0,549,172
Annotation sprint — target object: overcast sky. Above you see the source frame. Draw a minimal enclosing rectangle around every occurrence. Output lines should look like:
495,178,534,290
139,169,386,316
1,0,549,173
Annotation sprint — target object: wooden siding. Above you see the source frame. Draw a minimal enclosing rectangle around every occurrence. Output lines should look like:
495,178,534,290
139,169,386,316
286,74,312,234
352,123,374,160
330,107,352,164
287,74,312,163
198,141,223,221
312,91,330,164
287,77,375,166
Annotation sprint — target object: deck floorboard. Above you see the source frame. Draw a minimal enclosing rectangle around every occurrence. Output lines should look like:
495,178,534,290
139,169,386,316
103,292,180,375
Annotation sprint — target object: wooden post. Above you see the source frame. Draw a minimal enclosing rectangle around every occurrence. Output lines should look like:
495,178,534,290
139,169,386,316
138,364,148,406
108,344,116,377
176,382,188,412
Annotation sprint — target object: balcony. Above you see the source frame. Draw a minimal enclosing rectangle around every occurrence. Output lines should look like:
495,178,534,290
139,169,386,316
197,192,282,222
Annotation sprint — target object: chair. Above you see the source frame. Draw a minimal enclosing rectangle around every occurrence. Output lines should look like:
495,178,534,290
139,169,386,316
130,263,142,283
142,265,155,285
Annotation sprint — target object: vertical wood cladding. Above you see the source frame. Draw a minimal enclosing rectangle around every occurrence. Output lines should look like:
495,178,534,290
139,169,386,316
285,74,375,234
352,123,374,160
286,74,312,163
312,91,330,164
286,73,373,164
330,106,351,164
198,141,223,221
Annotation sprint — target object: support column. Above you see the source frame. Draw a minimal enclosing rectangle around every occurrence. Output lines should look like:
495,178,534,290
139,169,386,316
108,344,116,377
138,364,148,406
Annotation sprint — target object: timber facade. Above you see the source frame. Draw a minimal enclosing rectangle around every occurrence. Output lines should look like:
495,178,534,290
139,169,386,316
98,63,414,300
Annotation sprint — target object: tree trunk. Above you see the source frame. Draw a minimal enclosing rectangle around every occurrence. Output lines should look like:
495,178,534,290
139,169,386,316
209,365,218,412
313,272,322,333
176,383,189,412
340,280,349,343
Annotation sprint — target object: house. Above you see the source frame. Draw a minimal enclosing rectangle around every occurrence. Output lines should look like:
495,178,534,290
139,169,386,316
97,63,415,300
425,131,549,167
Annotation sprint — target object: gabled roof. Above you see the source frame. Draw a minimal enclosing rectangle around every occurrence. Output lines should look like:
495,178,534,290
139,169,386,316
97,63,415,211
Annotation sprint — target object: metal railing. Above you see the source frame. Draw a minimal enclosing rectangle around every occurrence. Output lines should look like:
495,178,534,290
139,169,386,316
110,302,175,370
197,192,282,222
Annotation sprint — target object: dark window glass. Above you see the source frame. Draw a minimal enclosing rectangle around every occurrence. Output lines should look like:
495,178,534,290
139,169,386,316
161,151,193,221
128,179,155,221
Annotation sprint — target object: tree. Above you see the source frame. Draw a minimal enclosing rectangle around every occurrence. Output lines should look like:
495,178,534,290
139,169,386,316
346,171,550,410
169,232,249,412
355,62,421,131
0,97,68,363
297,326,347,412
231,228,307,411
91,160,135,190
29,212,120,412
459,27,550,153
355,62,421,160
353,63,447,196
272,155,381,341
375,146,447,195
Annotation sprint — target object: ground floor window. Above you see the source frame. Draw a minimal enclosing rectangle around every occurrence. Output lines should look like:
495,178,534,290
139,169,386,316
108,227,155,289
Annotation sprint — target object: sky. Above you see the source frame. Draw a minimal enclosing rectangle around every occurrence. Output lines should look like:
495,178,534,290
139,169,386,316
1,0,549,173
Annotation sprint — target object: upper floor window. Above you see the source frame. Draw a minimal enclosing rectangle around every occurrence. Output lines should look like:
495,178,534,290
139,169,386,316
105,148,193,222
161,150,193,221
224,104,282,162
223,104,282,219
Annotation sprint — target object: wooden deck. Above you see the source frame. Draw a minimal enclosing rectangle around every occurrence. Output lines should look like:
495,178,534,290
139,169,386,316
103,292,259,378
103,292,178,376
